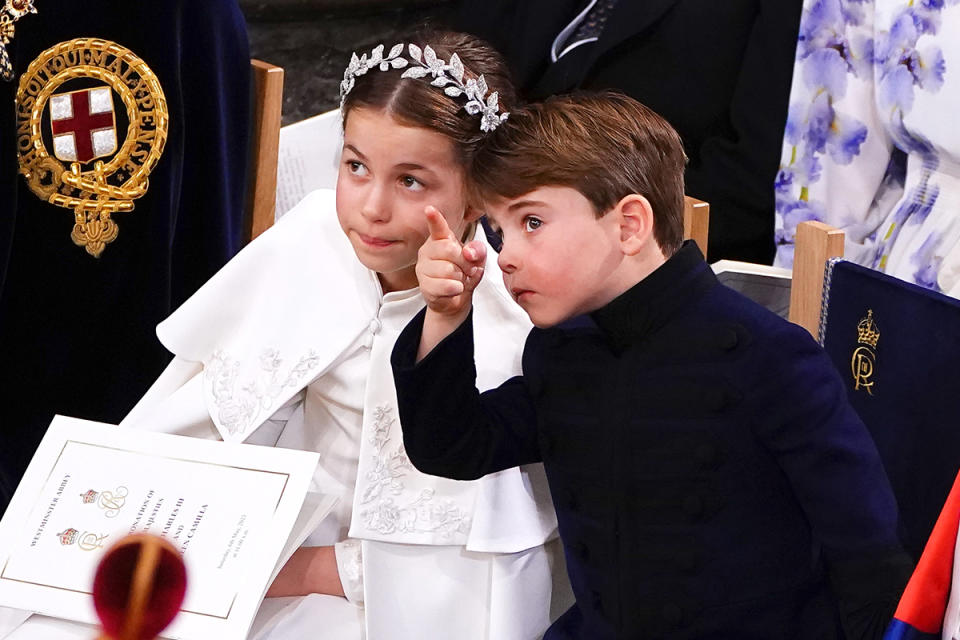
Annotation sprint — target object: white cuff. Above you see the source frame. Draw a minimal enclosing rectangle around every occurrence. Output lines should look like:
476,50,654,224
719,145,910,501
334,539,364,605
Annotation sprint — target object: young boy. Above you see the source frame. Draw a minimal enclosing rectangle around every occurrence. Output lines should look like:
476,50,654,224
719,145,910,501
390,92,913,639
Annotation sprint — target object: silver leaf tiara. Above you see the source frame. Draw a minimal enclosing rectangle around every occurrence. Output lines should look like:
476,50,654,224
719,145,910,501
339,43,509,133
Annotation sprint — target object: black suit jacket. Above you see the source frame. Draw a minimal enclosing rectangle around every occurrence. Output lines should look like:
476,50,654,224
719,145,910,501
456,0,802,264
393,243,912,639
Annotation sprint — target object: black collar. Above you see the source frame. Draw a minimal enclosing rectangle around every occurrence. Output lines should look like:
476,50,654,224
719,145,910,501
589,241,716,352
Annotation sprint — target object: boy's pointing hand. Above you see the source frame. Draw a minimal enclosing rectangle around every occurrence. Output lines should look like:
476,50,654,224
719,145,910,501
417,206,486,318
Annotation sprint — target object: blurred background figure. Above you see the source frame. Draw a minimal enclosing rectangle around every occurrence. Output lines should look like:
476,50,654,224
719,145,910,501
454,0,803,265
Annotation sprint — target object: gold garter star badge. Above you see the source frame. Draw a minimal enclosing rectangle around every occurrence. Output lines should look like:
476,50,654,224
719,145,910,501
15,37,168,256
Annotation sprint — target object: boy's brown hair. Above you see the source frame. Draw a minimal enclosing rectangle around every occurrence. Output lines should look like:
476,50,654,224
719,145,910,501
471,91,687,256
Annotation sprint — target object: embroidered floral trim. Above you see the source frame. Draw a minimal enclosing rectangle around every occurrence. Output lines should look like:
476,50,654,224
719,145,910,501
206,348,322,436
357,405,470,538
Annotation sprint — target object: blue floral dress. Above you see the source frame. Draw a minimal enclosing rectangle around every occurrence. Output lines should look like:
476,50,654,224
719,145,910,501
775,0,960,297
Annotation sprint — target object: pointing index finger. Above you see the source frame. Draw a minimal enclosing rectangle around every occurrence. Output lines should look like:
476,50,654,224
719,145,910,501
425,206,454,241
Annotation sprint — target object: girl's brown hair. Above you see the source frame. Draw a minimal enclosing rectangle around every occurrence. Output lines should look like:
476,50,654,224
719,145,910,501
341,30,518,171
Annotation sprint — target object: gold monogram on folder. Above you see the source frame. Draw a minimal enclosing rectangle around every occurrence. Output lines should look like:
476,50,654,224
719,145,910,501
851,309,880,395
57,527,109,551
81,486,129,518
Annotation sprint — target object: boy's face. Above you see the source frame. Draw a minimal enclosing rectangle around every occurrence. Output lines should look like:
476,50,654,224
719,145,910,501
486,186,626,328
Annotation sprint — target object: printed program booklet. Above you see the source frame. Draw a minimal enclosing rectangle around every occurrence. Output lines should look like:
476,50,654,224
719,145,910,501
0,416,334,640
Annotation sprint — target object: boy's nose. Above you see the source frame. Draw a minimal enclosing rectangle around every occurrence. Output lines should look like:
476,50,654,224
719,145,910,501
497,243,518,274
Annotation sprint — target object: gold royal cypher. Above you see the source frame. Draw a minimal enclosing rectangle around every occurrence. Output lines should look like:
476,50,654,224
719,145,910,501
851,309,880,395
15,38,168,257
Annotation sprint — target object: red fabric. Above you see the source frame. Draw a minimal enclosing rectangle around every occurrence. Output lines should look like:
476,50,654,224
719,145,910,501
93,535,187,640
893,471,960,634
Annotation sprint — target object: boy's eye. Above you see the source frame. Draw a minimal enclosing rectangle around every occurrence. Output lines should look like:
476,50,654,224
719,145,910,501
346,160,368,176
523,216,543,232
400,175,425,191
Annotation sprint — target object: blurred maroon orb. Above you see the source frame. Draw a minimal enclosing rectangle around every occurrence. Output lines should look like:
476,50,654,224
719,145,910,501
92,534,187,640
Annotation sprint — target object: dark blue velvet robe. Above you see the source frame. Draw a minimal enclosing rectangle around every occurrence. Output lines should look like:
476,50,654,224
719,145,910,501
0,0,250,510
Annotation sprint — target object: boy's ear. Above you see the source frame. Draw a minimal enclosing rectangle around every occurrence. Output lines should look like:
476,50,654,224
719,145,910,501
616,194,655,256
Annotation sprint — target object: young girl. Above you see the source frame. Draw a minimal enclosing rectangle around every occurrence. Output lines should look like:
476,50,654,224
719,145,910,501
118,31,562,640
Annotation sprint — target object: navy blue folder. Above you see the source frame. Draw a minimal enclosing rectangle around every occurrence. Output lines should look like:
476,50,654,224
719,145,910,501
819,259,960,560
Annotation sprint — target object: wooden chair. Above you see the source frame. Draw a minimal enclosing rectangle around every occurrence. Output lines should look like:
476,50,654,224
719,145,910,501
682,196,709,256
245,59,285,242
788,221,845,337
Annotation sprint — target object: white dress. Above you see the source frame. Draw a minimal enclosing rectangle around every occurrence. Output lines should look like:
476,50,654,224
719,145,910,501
0,189,563,640
128,189,560,639
774,0,960,297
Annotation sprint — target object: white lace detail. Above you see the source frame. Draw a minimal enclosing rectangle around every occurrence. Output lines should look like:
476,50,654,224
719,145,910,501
206,348,322,436
358,404,470,538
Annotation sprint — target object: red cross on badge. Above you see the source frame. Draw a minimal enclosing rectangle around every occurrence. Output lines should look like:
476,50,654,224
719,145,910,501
49,87,118,164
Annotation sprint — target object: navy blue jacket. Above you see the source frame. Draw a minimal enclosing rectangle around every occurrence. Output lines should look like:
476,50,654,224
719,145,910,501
393,242,912,639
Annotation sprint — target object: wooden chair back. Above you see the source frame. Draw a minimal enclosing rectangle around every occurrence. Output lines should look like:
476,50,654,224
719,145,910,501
682,196,709,255
788,221,845,337
245,59,284,242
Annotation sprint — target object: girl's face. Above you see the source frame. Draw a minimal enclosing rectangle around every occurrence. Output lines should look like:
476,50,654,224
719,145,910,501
336,107,476,293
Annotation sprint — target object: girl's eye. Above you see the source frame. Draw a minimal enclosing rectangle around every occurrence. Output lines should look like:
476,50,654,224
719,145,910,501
400,175,425,191
523,216,543,232
346,160,368,176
